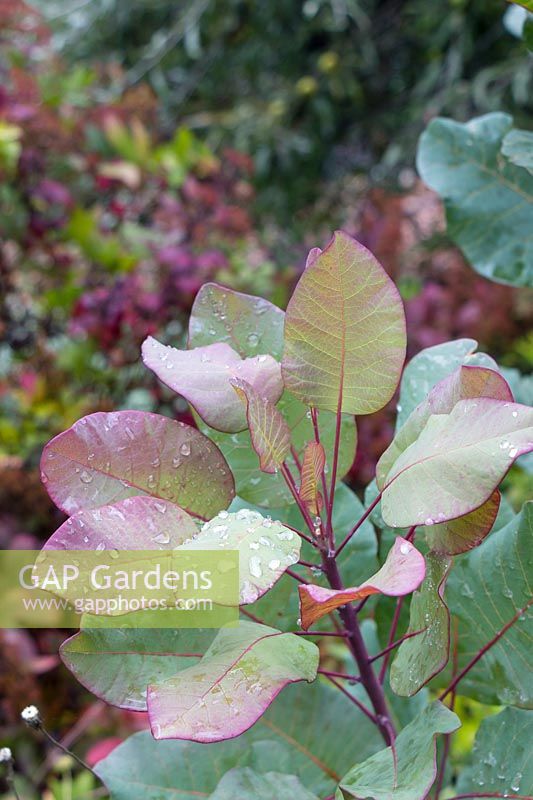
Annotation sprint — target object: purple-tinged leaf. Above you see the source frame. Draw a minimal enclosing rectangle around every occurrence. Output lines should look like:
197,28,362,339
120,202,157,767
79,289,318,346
337,701,460,799
142,337,283,433
299,442,326,516
424,490,500,555
147,621,318,742
282,231,406,415
40,411,234,519
180,509,300,604
298,538,425,630
377,365,513,489
390,553,452,696
381,398,533,528
231,378,290,473
188,282,285,359
42,496,197,552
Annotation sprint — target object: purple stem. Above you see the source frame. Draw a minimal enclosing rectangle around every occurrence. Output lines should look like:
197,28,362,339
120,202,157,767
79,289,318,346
378,597,404,683
368,627,426,664
335,492,382,557
323,674,378,725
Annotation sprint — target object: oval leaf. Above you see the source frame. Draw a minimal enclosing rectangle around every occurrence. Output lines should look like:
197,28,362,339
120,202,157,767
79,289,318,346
147,621,319,742
424,490,500,555
282,231,406,415
210,768,320,800
41,411,235,518
180,509,301,604
142,337,283,433
381,398,533,528
231,378,290,473
298,538,425,630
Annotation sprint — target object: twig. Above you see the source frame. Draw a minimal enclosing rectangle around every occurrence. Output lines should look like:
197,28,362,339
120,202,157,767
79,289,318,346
378,597,404,683
286,568,310,585
318,669,361,683
335,493,382,557
323,675,378,725
294,630,349,638
368,627,426,663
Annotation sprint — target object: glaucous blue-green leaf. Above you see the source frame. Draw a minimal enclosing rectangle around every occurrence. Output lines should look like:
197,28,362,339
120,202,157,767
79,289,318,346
390,553,452,696
282,231,406,415
147,621,319,742
202,392,356,508
502,127,533,172
381,398,533,527
395,339,495,429
40,411,235,519
417,113,533,287
61,624,216,710
96,681,383,799
209,768,319,800
336,701,460,800
455,707,533,798
443,502,533,707
180,509,300,604
188,283,285,359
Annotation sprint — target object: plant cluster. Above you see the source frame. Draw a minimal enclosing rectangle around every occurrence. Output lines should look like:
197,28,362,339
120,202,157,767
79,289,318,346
21,230,533,800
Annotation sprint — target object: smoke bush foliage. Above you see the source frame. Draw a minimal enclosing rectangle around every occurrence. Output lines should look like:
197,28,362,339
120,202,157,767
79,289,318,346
37,228,533,800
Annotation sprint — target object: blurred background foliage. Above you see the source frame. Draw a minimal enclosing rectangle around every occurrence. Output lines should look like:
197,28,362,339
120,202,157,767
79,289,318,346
0,2,531,793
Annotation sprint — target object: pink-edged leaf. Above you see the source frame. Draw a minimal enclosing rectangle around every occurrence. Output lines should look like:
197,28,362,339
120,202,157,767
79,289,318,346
147,621,319,742
142,337,283,433
390,553,452,696
230,378,290,473
381,398,533,528
299,442,326,516
424,490,500,555
377,365,513,489
298,538,425,630
282,231,406,415
40,411,235,519
42,496,197,551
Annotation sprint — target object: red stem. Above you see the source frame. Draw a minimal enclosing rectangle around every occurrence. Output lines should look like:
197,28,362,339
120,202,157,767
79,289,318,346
310,407,331,532
335,492,382,557
378,597,404,683
290,444,302,473
281,461,319,541
368,627,426,664
323,674,378,725
324,406,343,550
439,599,533,702
285,568,310,585
318,669,361,683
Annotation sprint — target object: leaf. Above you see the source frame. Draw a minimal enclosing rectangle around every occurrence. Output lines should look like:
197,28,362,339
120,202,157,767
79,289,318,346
377,364,513,489
502,127,533,172
336,701,460,800
394,338,496,429
96,681,384,799
202,392,356,508
40,411,235,518
61,626,216,710
231,378,290,473
282,231,406,414
300,442,326,516
380,398,533,528
188,282,285,359
424,490,501,555
298,538,425,630
179,509,301,604
209,768,320,800
455,707,533,797
443,501,533,707
146,621,319,742
42,496,197,551
390,553,452,696
417,112,533,287
142,337,283,433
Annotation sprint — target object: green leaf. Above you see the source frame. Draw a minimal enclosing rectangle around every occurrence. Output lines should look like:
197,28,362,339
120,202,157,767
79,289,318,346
60,626,216,710
502,127,533,173
202,392,356,508
41,411,235,519
147,621,319,741
209,768,319,799
231,378,291,472
96,681,383,799
423,490,501,555
180,509,301,604
390,553,452,696
443,501,533,707
455,707,533,797
282,231,406,414
417,113,533,287
380,398,533,527
189,283,285,359
337,701,460,799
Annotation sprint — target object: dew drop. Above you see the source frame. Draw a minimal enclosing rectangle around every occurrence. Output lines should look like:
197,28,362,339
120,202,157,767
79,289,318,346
268,559,281,570
247,333,259,348
153,532,170,545
249,556,262,578
218,510,229,519
180,442,191,456
80,470,93,484
400,543,410,555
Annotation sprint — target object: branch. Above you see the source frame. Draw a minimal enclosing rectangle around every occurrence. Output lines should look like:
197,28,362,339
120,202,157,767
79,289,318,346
335,492,382,557
368,627,426,664
318,669,361,683
322,674,378,725
280,462,322,543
